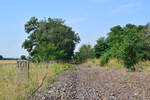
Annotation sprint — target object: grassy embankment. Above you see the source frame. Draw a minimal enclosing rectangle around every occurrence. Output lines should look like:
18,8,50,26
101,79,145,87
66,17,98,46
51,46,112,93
0,60,69,100
85,59,150,73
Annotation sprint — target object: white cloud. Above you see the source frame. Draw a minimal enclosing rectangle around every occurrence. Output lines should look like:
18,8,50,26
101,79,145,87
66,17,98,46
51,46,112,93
66,17,86,24
111,3,141,14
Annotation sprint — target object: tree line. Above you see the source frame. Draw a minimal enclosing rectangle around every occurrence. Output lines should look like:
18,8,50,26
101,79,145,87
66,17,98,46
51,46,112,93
22,17,150,71
0,55,19,60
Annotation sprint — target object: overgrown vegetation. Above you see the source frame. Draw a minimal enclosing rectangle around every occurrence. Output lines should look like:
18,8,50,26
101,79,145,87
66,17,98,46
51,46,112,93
95,24,150,71
0,61,69,100
21,17,150,71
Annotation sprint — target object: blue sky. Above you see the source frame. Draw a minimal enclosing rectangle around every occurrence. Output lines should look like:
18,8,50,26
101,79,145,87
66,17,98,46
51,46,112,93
0,0,149,58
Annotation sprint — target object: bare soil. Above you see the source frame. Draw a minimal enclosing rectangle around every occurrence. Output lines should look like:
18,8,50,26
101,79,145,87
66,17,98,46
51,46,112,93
32,65,150,100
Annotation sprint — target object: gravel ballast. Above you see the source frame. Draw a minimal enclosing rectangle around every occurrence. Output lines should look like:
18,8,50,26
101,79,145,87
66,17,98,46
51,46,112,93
32,65,150,100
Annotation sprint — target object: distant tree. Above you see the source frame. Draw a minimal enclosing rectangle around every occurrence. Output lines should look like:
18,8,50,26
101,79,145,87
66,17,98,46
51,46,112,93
94,37,110,58
0,55,3,60
20,55,27,60
22,17,80,62
75,44,95,62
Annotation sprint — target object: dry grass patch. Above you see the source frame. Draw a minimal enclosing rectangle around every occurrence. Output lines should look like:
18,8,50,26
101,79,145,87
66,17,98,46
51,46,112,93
85,59,150,72
84,59,124,70
0,61,69,100
0,60,16,65
84,59,100,66
104,59,125,70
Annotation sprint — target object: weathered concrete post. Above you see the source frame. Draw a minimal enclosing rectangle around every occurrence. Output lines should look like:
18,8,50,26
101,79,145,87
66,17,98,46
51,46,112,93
17,60,29,82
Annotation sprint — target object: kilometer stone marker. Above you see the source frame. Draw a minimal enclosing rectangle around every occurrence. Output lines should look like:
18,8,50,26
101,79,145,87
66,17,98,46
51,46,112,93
17,60,29,82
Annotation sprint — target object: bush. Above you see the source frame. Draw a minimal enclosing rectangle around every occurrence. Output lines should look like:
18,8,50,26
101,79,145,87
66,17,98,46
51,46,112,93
100,53,110,66
20,55,27,60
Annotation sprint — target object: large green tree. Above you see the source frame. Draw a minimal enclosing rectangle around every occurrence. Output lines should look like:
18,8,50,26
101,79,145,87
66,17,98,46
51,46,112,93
22,17,80,62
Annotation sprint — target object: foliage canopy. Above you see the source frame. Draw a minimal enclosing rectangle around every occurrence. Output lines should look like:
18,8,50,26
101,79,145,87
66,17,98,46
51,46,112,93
98,24,150,71
22,17,80,62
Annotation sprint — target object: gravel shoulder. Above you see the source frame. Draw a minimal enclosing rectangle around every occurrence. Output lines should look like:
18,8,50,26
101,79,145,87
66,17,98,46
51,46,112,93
32,65,150,100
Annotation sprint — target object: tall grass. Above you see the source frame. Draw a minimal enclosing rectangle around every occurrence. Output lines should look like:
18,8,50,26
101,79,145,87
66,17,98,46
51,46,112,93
85,59,150,72
0,60,69,100
84,59,100,66
85,59,125,70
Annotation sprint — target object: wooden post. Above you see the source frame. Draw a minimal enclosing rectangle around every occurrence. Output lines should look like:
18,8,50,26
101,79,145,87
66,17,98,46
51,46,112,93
17,60,29,82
